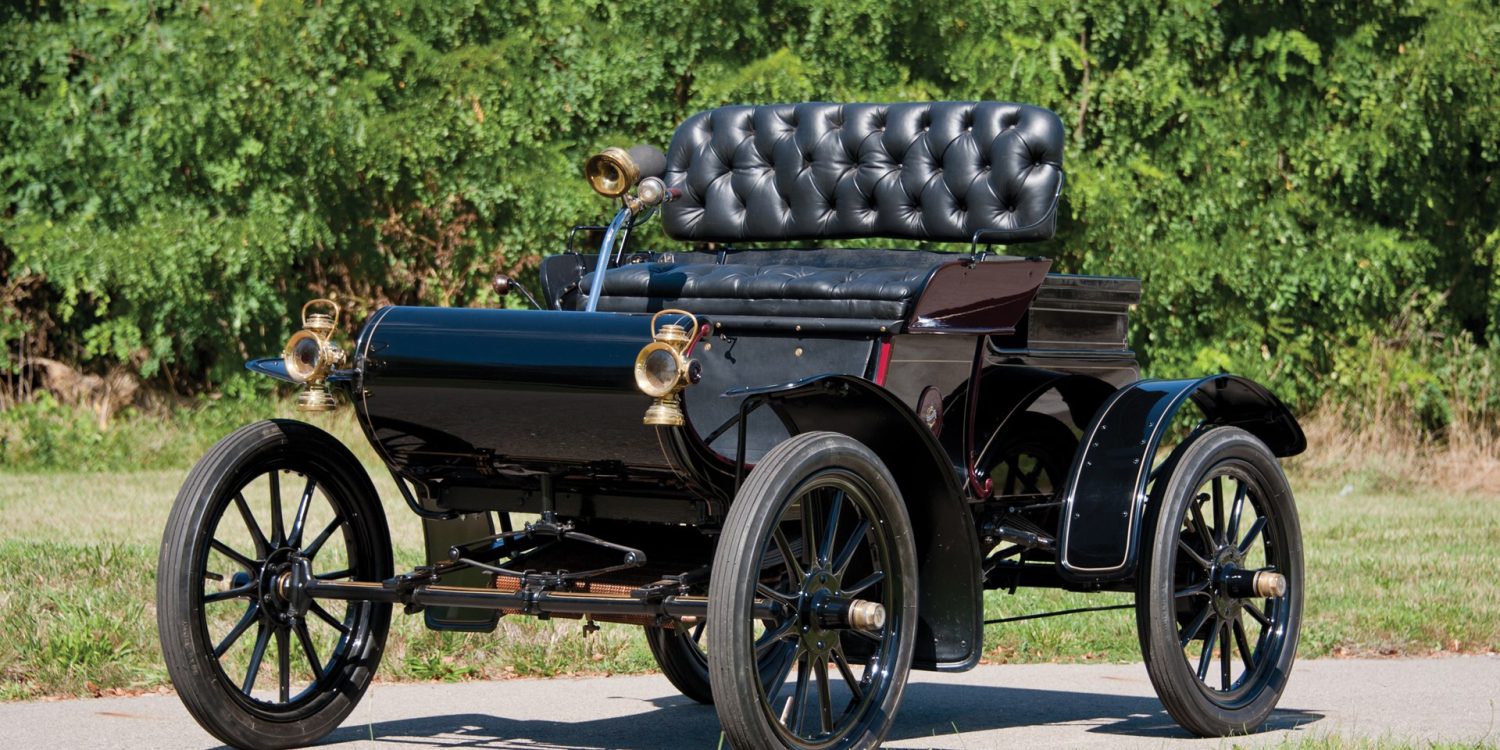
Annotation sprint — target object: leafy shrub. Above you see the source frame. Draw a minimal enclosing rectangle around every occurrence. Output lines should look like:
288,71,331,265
1,0,1497,425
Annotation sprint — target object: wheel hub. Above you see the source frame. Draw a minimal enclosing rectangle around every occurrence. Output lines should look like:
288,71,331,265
258,547,311,621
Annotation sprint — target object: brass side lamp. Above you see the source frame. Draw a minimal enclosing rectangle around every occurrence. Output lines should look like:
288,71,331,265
283,298,346,412
634,309,702,426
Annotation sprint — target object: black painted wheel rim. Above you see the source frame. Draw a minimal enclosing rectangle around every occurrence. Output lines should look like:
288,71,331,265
1168,463,1293,707
748,469,904,748
193,465,378,715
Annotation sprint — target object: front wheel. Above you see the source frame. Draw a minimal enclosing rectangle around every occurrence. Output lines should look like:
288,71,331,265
1136,427,1303,736
157,420,393,750
709,431,917,749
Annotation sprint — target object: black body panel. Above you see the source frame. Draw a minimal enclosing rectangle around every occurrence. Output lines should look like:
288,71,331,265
354,307,668,477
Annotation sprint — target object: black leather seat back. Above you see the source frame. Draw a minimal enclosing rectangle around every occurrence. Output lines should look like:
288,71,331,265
662,102,1064,245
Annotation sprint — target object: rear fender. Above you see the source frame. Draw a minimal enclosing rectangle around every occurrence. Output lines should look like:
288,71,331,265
1056,374,1305,584
753,375,982,672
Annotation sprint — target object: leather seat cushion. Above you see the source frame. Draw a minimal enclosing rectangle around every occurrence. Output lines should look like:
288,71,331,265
578,261,941,321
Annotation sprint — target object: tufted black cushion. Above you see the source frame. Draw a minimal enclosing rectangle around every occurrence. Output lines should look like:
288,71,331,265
662,102,1064,245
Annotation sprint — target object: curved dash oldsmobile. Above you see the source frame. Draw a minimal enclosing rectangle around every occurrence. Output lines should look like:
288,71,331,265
157,102,1306,749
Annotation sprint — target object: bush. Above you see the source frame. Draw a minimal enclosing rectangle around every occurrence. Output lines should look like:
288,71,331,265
2,0,1497,422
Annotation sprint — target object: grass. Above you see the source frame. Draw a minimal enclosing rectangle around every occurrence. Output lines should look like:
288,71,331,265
0,426,1497,700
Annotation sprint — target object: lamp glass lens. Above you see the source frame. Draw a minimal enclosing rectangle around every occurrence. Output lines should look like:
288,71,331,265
638,347,680,397
287,334,323,382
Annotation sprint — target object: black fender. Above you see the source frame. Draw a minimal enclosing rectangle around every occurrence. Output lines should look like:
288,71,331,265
948,366,1118,469
750,374,983,672
1056,374,1304,584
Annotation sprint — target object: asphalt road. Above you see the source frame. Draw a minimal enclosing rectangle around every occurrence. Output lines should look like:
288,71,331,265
3,657,1496,749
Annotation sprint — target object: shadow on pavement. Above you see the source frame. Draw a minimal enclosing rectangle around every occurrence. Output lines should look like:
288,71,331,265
248,682,1323,749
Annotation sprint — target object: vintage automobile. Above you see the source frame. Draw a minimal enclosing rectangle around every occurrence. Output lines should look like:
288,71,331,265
157,101,1305,749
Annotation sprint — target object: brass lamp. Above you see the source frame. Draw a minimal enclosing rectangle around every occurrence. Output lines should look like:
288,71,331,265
283,299,346,412
635,309,701,426
584,144,667,199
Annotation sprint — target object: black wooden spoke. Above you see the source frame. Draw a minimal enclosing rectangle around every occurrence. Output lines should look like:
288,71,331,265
1175,580,1210,599
814,656,833,734
315,568,353,581
210,539,258,573
308,600,349,636
831,518,870,578
1001,458,1019,496
1196,618,1220,681
1179,603,1214,648
268,471,285,546
1228,480,1247,544
788,651,811,734
1244,601,1271,627
242,622,271,694
203,582,257,604
1219,620,1233,690
763,642,801,705
232,492,271,557
801,496,819,571
1020,462,1044,493
1177,538,1213,569
818,490,843,567
758,582,797,606
691,620,706,645
842,569,884,597
213,602,262,658
847,627,882,643
295,621,324,677
1233,615,1256,671
288,477,316,548
772,528,805,581
832,646,865,702
1238,517,1268,557
1211,477,1226,545
757,619,798,654
276,628,291,703
1189,498,1217,555
301,517,344,559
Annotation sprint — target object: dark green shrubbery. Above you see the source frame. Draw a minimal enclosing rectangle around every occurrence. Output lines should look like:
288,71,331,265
2,1,1497,437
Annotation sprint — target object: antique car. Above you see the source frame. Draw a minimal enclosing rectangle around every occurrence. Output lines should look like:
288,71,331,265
157,101,1306,749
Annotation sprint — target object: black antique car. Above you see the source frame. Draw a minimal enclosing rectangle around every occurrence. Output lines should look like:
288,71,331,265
157,101,1306,749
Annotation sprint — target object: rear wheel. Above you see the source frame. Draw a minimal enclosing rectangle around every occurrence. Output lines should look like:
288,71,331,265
709,431,917,749
1136,427,1303,736
157,420,392,750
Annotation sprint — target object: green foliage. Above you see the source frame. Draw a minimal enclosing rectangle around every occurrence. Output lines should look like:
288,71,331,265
1,0,1497,422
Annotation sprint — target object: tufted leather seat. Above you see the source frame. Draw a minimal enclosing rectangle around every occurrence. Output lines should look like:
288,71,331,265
574,102,1065,331
662,102,1064,244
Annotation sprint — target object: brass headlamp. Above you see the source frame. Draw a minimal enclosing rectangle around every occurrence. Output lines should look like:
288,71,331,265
585,144,668,199
283,298,346,412
635,309,701,426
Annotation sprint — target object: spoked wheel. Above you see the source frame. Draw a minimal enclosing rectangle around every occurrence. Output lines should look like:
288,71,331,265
1136,427,1303,737
158,420,393,750
709,432,917,750
646,609,798,705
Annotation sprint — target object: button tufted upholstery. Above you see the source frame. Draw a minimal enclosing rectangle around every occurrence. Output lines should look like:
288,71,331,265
662,102,1064,245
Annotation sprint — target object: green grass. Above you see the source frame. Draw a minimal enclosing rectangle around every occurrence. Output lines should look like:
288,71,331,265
0,457,1496,700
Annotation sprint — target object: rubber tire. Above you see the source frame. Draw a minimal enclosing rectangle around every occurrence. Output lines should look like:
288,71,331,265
1135,426,1303,737
157,420,393,750
645,624,715,704
708,431,918,750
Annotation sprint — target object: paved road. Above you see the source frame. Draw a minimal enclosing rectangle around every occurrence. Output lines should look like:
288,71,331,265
3,657,1497,748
